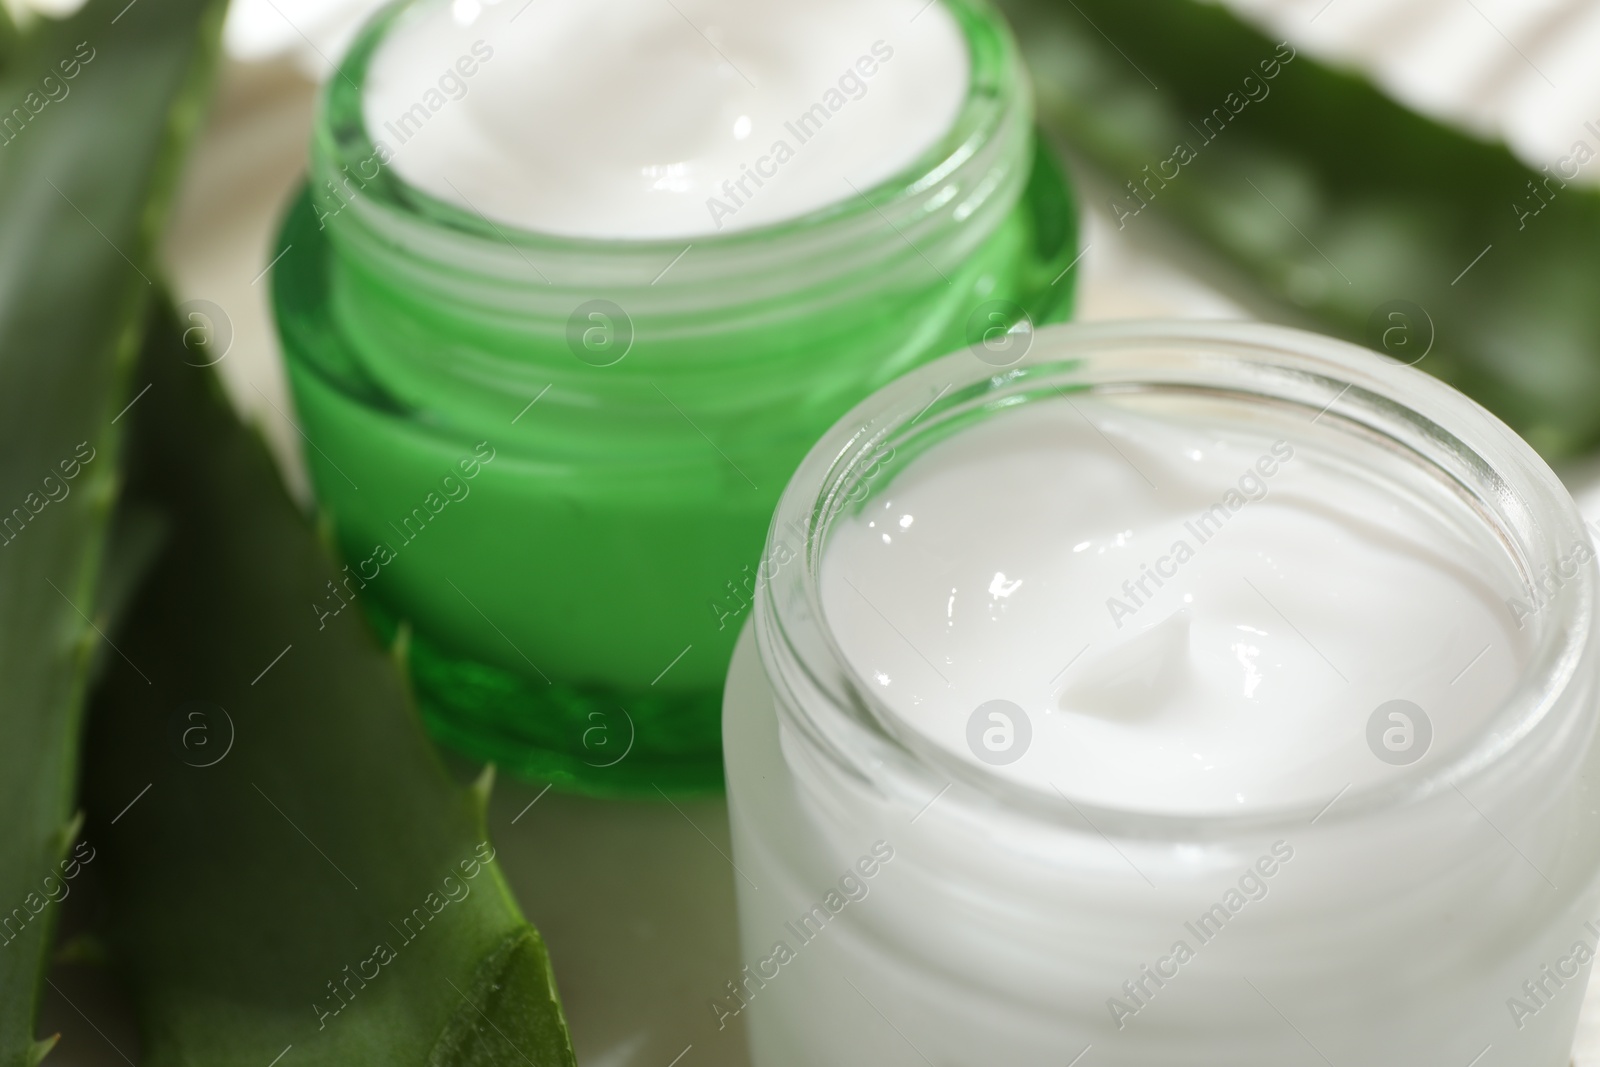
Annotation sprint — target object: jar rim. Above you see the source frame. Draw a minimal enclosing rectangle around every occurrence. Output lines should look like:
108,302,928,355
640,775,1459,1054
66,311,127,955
312,0,1027,259
755,319,1599,841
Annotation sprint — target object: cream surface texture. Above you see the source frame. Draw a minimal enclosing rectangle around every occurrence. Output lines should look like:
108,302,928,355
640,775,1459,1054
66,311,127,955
362,0,970,238
820,396,1529,814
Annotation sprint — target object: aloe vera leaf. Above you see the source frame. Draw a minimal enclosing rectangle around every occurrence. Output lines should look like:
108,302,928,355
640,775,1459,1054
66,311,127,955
0,7,18,72
0,0,224,1062
83,299,576,1065
1001,0,1600,458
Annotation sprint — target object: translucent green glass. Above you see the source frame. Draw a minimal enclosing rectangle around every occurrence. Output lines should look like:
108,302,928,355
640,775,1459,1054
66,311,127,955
272,0,1078,796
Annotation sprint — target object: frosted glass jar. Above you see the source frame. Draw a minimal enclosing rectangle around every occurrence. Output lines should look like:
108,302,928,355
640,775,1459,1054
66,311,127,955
272,0,1078,795
723,321,1600,1065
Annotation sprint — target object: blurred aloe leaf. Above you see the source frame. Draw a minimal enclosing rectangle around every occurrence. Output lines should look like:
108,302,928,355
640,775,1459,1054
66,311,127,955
0,0,224,1061
84,300,576,1065
1003,0,1600,458
0,8,18,71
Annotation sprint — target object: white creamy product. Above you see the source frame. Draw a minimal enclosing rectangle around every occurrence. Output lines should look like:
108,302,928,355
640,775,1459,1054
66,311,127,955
818,396,1529,814
724,323,1600,1066
360,0,970,239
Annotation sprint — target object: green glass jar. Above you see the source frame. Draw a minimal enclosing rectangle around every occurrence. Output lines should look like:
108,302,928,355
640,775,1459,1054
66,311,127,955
272,0,1078,796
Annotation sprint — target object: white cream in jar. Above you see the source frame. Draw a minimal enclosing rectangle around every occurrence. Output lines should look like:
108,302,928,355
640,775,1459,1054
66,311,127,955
724,322,1600,1066
360,0,970,238
820,395,1529,814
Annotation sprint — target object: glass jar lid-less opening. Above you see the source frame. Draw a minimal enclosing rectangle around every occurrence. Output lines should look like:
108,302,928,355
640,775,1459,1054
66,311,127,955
310,0,1033,317
755,320,1598,843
